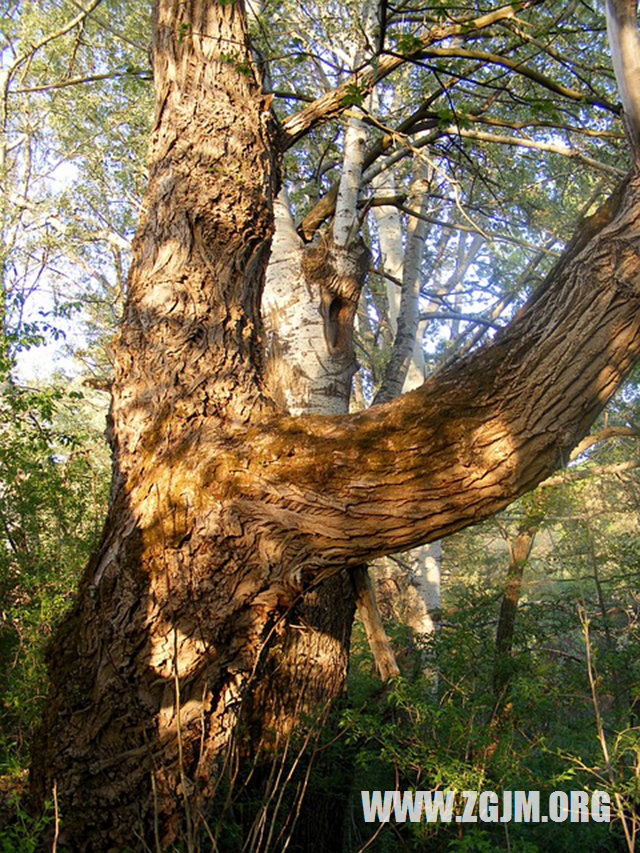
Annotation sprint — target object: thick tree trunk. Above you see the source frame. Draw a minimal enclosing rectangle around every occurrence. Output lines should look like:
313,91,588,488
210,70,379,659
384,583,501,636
238,191,360,851
29,1,640,850
235,572,356,853
31,2,283,847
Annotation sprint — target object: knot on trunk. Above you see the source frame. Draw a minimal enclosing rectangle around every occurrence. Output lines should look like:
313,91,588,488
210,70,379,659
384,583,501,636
301,232,370,355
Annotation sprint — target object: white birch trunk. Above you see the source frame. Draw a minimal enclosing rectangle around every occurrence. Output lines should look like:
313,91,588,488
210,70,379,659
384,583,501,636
375,543,442,639
262,189,354,414
333,0,379,249
333,112,368,249
606,0,640,156
373,164,432,403
263,189,397,679
370,165,442,647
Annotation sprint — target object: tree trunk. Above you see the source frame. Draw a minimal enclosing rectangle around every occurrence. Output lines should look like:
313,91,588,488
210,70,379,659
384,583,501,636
29,1,640,850
372,162,430,405
263,190,363,416
238,189,362,851
252,141,386,839
493,526,537,700
32,2,283,847
370,164,442,662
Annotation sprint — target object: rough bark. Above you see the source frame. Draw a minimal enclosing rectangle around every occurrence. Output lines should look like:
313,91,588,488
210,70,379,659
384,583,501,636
28,1,640,850
32,1,282,847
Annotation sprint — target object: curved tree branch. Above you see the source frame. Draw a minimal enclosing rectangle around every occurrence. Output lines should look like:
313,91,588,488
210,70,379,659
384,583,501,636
206,179,640,579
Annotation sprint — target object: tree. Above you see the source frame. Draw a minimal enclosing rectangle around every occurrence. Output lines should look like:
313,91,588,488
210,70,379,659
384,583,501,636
27,0,640,849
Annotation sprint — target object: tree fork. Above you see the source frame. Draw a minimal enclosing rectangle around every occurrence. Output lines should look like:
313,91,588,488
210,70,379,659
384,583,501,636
29,0,640,850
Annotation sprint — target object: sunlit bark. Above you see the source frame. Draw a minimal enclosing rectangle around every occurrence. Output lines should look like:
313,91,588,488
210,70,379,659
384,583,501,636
29,0,640,849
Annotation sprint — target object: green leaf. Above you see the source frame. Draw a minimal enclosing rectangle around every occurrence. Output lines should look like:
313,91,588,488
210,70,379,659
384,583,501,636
395,32,423,55
340,82,365,108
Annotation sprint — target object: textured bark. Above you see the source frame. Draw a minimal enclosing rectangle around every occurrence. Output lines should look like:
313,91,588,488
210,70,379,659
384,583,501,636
31,1,282,847
28,1,640,850
263,131,400,698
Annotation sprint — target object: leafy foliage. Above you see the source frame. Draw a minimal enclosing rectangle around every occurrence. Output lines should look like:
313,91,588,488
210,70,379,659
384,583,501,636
344,468,640,851
0,376,109,769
